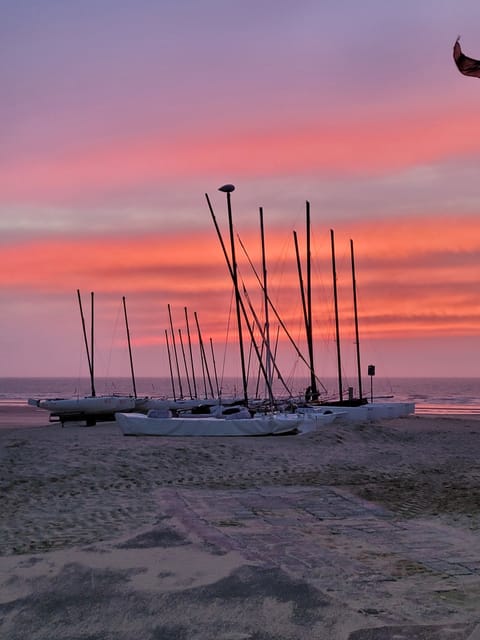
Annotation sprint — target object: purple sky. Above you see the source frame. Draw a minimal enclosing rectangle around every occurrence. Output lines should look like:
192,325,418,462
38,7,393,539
2,1,480,382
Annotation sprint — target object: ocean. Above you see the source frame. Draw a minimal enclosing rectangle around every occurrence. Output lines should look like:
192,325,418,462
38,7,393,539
1,376,479,415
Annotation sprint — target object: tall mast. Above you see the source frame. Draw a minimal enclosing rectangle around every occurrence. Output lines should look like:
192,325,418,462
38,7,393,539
306,202,318,400
293,205,318,400
122,296,137,398
219,184,248,405
259,207,272,397
254,327,266,399
206,191,276,405
77,289,94,396
330,229,343,401
167,304,183,398
90,291,95,397
350,239,363,400
184,307,198,398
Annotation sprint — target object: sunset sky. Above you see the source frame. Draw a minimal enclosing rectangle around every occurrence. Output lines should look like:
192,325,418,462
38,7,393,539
2,1,480,389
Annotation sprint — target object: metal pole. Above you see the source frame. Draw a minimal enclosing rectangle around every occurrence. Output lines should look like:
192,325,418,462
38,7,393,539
178,328,193,398
350,239,363,400
305,203,318,400
206,191,276,404
167,304,183,398
259,207,272,396
77,289,94,396
221,185,248,405
368,364,375,403
330,229,343,402
90,291,96,397
184,307,198,398
122,296,137,398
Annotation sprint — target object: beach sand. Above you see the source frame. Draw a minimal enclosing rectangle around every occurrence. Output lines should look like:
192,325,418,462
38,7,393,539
1,405,480,639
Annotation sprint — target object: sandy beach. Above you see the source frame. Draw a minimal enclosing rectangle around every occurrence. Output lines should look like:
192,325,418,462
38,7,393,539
1,404,480,639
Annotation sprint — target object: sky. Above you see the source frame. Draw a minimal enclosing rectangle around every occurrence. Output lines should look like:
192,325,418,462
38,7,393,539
2,0,480,389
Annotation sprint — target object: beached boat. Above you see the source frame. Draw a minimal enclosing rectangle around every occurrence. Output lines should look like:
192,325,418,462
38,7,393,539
115,405,302,437
28,395,137,425
27,291,142,426
28,395,136,414
332,401,415,423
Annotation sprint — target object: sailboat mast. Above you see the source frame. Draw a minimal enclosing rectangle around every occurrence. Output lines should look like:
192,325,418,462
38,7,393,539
306,203,318,400
184,307,198,398
330,229,343,401
259,207,272,397
206,190,277,404
222,185,248,404
164,329,176,401
122,296,137,398
90,292,96,397
167,304,183,398
77,289,94,396
350,239,363,400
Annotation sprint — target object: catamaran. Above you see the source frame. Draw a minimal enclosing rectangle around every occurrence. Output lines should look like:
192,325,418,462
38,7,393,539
28,291,137,426
115,404,303,437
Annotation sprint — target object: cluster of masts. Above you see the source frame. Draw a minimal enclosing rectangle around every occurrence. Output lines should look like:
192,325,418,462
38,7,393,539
203,184,365,408
205,184,363,404
79,184,367,410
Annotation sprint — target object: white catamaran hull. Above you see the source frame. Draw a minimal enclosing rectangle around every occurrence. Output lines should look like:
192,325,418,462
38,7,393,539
115,411,302,437
326,402,416,423
28,396,137,415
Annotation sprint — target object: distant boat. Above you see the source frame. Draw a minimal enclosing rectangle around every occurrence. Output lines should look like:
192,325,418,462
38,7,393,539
27,290,136,426
115,406,302,437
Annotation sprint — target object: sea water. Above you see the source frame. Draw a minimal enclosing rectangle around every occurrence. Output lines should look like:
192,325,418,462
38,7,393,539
0,376,479,415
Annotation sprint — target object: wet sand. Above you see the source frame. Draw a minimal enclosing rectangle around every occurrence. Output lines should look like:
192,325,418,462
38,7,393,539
1,404,480,639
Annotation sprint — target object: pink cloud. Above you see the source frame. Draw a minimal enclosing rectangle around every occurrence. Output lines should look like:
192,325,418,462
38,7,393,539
3,106,480,203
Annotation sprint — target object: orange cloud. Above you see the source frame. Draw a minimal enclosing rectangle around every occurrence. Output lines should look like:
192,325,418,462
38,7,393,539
1,212,479,360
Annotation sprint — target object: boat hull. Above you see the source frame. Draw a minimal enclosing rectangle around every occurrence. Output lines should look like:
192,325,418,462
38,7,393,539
28,396,137,421
326,402,415,423
115,412,301,437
